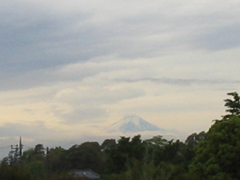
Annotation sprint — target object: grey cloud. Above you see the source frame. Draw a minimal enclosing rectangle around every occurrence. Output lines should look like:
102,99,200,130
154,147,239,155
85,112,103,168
0,60,104,91
50,105,108,124
1,1,240,91
62,107,107,124
0,6,114,90
0,13,90,71
0,2,99,78
190,23,240,51
0,121,51,138
51,86,146,124
62,88,145,105
116,77,240,86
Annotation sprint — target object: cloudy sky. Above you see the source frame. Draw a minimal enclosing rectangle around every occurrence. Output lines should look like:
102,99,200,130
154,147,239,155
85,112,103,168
1,0,240,156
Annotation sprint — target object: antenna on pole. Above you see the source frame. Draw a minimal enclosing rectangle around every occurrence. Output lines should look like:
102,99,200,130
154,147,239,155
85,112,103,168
19,137,23,156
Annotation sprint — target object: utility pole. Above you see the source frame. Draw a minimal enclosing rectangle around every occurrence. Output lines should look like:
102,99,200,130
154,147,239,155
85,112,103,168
9,144,18,165
8,137,23,165
19,137,23,156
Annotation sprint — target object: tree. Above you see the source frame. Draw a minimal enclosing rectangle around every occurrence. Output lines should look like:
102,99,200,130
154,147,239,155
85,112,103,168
223,92,240,119
35,144,45,155
190,115,240,180
185,131,206,149
21,149,35,162
0,161,32,180
144,135,169,165
27,160,47,180
190,93,240,179
184,131,206,166
48,147,69,173
105,135,145,173
67,142,101,171
144,136,187,167
101,139,116,150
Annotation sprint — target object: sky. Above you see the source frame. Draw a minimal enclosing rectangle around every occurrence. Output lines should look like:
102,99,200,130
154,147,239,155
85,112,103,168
1,0,240,157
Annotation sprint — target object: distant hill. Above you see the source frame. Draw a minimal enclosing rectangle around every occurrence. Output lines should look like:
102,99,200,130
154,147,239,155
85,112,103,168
108,115,165,133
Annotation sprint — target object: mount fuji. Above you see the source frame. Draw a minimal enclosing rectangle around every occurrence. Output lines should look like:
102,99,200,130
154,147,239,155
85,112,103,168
108,115,164,133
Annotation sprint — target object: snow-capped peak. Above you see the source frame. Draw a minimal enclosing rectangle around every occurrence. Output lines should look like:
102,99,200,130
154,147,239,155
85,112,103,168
108,115,164,133
119,115,143,126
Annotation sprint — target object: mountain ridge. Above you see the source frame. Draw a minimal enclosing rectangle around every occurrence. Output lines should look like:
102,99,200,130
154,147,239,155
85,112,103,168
108,115,164,133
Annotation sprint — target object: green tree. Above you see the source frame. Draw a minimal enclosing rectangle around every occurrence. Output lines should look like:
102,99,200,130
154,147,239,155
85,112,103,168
144,135,168,165
20,144,48,180
223,92,240,119
27,160,47,180
190,115,240,180
184,131,206,166
21,149,35,162
101,139,116,150
48,146,69,173
67,142,101,171
0,161,32,180
21,144,46,162
105,135,145,173
144,136,187,167
125,160,176,180
185,131,206,149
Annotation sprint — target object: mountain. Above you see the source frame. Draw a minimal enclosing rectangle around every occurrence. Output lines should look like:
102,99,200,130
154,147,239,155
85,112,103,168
108,115,164,133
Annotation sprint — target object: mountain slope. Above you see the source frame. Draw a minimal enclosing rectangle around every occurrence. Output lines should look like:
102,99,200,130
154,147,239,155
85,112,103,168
108,115,164,133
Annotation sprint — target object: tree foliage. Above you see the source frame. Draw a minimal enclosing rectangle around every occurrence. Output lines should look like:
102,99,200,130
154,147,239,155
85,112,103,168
223,92,240,119
66,141,101,171
48,147,69,172
0,161,32,180
105,135,145,173
190,115,240,180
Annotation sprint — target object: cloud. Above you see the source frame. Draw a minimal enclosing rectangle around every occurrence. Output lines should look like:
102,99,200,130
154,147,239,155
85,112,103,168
191,23,240,51
0,121,54,141
60,107,108,124
52,79,146,123
1,0,240,84
115,77,240,87
0,0,239,93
